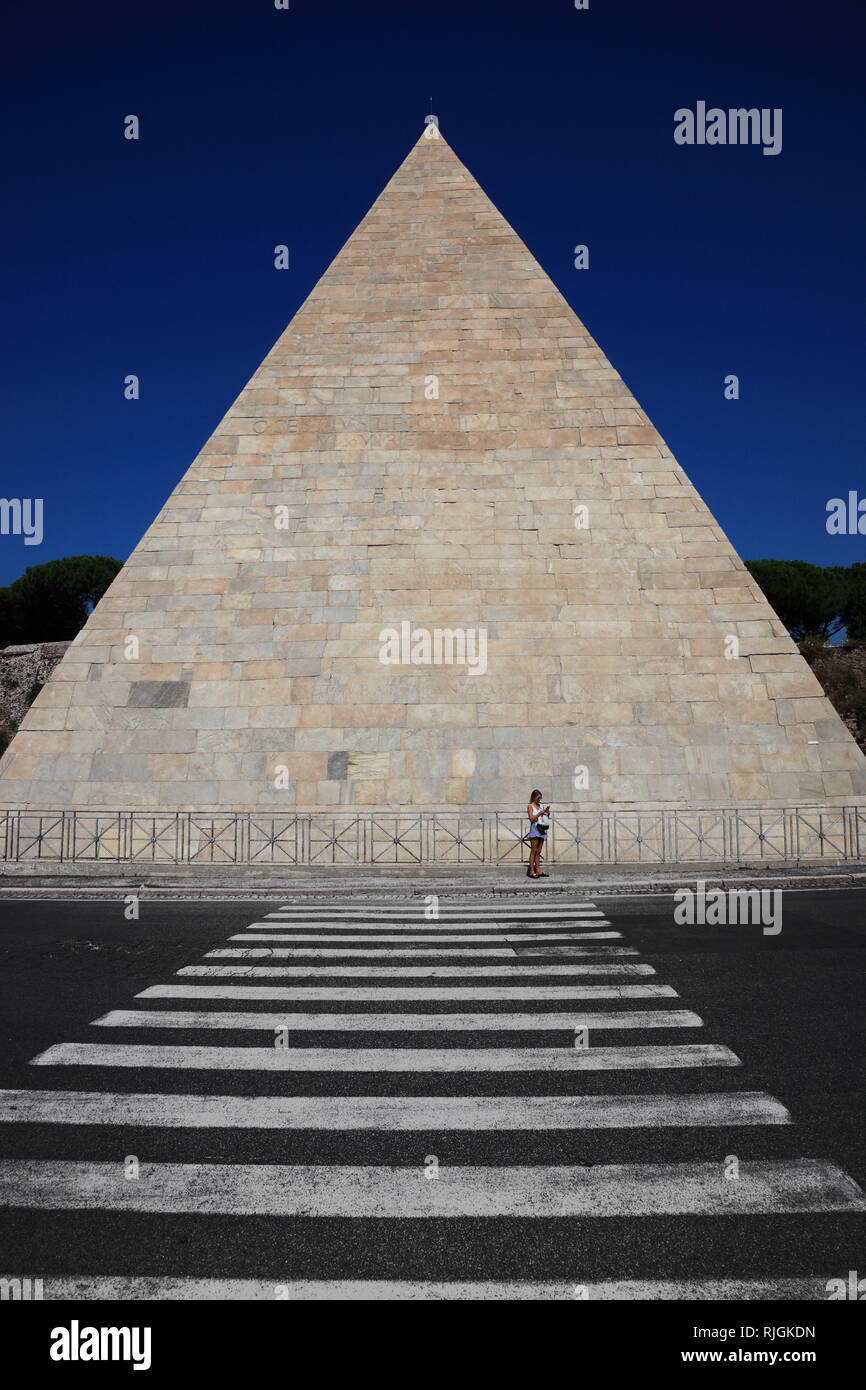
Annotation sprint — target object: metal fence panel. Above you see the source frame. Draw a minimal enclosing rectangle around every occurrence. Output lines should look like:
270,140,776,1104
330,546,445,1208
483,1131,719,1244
0,808,862,865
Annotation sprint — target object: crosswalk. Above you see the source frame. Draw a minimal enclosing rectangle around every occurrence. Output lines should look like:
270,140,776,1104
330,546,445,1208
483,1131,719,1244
0,896,862,1299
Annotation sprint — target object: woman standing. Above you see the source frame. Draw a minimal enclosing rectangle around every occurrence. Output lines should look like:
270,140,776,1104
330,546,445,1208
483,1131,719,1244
526,789,549,880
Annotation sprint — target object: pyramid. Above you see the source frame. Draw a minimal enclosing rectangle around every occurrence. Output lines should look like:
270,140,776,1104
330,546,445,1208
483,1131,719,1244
1,125,864,816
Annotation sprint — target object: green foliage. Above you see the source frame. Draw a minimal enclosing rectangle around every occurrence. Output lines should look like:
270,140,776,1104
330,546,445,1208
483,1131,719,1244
745,559,866,645
745,560,843,641
839,562,866,645
0,556,122,647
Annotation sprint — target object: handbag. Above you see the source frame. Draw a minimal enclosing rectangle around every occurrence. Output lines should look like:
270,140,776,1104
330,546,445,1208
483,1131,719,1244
536,812,550,831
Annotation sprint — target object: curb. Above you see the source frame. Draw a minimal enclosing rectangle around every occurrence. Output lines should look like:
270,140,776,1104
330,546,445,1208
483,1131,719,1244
0,865,864,902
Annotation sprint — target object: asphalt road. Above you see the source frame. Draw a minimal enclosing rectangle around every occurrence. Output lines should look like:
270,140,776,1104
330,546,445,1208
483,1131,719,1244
0,889,862,1294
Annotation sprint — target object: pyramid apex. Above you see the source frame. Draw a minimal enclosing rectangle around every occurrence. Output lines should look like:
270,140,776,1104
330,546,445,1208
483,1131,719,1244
417,114,445,145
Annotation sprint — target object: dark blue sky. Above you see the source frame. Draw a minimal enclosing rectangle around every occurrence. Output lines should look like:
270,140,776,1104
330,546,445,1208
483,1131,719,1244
2,0,863,586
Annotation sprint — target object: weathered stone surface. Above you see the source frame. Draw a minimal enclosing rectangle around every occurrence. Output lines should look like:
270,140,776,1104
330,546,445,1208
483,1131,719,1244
0,642,71,731
128,681,191,709
0,125,863,812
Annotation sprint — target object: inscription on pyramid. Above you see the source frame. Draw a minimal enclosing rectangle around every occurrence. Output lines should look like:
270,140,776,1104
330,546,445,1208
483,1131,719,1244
2,126,864,814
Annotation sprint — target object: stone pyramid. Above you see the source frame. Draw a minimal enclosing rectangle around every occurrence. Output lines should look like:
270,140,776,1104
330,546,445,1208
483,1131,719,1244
1,125,864,815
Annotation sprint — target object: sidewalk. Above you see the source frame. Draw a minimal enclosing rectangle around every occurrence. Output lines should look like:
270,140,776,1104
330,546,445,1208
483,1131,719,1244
0,860,864,900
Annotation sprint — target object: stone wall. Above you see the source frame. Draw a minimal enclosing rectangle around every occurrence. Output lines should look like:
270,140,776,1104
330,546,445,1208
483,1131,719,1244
0,643,71,752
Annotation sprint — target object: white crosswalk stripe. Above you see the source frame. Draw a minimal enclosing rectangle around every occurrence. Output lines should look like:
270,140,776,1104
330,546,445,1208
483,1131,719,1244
206,945,638,959
268,905,604,917
91,1007,701,1031
1,895,861,1302
1,1158,861,1217
0,1088,786,1128
261,918,613,927
176,963,655,979
233,932,620,943
137,982,677,1002
255,920,613,930
29,1276,836,1301
30,1041,741,1072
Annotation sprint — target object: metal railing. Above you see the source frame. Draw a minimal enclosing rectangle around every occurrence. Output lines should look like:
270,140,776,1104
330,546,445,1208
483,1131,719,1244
0,807,863,865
